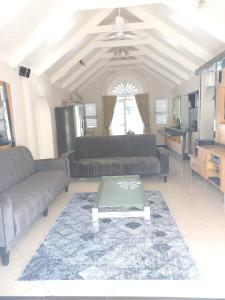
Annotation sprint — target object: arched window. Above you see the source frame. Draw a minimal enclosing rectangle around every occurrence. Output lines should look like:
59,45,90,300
110,81,144,135
112,82,139,96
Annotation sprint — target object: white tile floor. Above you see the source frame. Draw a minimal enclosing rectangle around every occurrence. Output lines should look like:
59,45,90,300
1,152,225,297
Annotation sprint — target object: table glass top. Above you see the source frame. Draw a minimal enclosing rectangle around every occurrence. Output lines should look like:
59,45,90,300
94,175,146,210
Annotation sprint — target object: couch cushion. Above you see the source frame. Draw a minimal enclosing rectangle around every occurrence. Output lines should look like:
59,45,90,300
2,169,67,237
75,136,106,159
75,156,160,177
75,134,157,159
0,146,35,193
104,134,157,157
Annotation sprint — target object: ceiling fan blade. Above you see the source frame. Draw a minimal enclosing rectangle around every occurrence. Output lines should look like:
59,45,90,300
104,34,117,40
124,34,137,39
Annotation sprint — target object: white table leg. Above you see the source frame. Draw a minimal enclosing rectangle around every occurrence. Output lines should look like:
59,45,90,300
144,206,150,220
92,207,99,222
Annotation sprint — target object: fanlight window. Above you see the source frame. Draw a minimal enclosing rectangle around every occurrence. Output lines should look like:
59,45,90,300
112,82,139,96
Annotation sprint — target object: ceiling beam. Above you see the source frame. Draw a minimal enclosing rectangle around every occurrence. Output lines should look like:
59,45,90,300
95,36,198,71
77,63,175,92
107,65,175,88
103,58,143,66
51,39,99,84
140,57,181,85
103,57,181,84
138,45,189,80
51,41,141,84
137,30,198,71
65,45,177,90
50,18,198,82
35,9,114,75
140,65,175,88
62,49,143,88
71,55,181,91
50,33,110,84
77,66,109,92
63,48,108,88
71,59,145,91
70,60,107,92
10,1,82,68
95,39,148,48
91,21,153,33
127,6,211,61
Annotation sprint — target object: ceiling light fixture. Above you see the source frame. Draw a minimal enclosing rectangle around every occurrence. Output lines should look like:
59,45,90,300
113,47,130,60
197,0,207,9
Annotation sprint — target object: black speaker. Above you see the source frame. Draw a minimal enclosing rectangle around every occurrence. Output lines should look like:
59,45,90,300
219,70,222,83
19,66,31,78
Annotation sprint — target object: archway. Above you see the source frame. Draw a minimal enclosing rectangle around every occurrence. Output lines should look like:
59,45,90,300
35,99,54,158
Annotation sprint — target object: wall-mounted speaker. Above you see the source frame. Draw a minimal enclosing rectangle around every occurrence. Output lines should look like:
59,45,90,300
219,70,222,83
19,66,31,78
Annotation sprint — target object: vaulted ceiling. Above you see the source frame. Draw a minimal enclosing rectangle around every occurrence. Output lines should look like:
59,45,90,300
0,0,225,91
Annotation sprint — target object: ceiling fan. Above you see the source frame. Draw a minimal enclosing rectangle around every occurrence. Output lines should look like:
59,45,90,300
103,8,137,41
197,0,207,8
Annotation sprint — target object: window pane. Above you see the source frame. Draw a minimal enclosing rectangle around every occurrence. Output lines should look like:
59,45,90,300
155,98,168,126
86,118,97,128
85,103,96,117
110,95,144,135
155,99,168,112
125,98,143,134
110,99,125,135
156,114,167,125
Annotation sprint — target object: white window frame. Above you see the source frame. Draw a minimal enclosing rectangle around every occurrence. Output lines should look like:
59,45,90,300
84,103,97,129
155,98,168,127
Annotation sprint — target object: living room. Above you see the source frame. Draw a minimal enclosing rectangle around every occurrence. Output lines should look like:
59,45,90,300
0,0,225,299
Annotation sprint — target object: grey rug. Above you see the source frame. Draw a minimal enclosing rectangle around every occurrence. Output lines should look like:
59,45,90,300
19,191,198,280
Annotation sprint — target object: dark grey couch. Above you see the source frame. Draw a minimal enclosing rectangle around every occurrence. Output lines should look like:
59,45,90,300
0,146,69,265
70,134,169,180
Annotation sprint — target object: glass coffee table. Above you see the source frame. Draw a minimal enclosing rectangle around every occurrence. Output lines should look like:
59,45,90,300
92,175,150,223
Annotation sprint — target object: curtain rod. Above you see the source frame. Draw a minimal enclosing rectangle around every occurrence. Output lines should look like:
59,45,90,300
195,49,225,75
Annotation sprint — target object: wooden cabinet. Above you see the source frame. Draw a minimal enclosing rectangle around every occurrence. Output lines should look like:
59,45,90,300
190,147,207,179
191,145,225,198
165,135,183,156
218,86,225,124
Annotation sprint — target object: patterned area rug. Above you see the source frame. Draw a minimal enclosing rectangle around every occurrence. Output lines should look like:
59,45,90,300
20,191,198,280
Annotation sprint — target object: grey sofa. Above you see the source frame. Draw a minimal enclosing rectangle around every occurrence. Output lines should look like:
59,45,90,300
70,134,169,180
0,146,69,265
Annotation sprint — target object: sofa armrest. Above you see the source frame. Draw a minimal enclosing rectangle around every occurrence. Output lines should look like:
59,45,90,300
157,147,169,175
0,194,15,251
35,157,70,178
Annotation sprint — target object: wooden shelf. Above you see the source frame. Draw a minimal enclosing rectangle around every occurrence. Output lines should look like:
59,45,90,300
190,145,225,194
208,176,220,188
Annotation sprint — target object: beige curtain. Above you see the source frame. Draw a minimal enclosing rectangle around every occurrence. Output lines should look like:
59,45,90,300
102,95,117,136
135,94,150,134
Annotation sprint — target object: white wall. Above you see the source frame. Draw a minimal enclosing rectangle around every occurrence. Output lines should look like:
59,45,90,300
78,69,174,145
0,63,71,158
